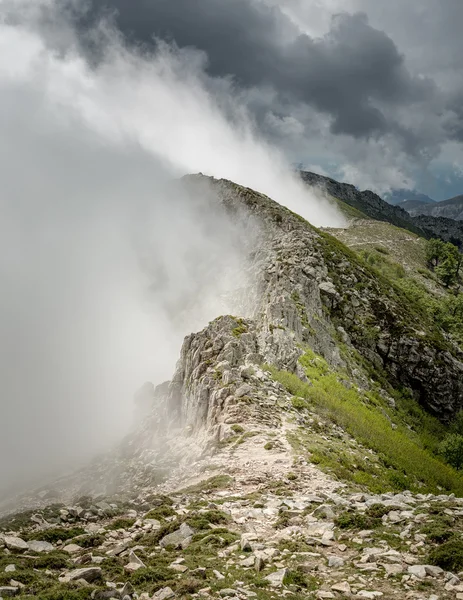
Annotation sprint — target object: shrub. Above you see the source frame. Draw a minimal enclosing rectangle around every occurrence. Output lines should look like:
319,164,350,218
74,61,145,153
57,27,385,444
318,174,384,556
439,434,463,470
27,527,85,544
428,539,463,571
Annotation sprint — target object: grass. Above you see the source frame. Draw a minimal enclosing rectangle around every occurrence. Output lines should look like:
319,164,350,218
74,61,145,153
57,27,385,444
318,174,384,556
26,527,85,543
266,350,463,495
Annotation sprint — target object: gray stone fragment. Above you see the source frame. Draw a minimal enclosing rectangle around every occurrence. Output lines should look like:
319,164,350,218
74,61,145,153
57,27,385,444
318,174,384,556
160,522,194,549
27,540,55,553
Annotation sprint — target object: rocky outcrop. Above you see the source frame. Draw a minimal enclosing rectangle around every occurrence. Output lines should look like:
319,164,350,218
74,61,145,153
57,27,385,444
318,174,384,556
126,175,463,454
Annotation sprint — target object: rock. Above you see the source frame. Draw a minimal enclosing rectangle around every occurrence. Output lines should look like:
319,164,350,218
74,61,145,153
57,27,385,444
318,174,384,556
265,568,287,587
0,587,19,597
4,565,15,573
124,562,143,573
240,535,253,551
144,518,162,530
328,556,345,568
159,523,194,549
106,543,129,556
63,544,83,554
219,590,239,597
331,581,351,594
254,555,266,572
3,537,28,552
213,570,225,580
27,540,55,553
127,551,145,567
408,565,427,579
424,565,444,577
317,592,335,599
383,564,403,576
356,592,383,599
235,384,252,398
170,563,188,573
60,567,102,583
153,588,175,600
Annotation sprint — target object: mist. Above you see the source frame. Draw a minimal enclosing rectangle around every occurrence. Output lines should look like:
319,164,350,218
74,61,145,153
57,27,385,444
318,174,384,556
0,3,342,496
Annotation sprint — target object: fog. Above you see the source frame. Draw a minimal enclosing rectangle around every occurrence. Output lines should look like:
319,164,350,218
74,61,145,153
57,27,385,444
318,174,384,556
0,3,343,495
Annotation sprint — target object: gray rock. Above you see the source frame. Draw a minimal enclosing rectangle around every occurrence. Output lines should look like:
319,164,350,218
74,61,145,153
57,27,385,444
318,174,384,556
265,568,287,587
4,565,15,573
3,537,28,552
328,555,345,568
153,587,175,599
424,564,444,577
27,540,55,553
60,567,102,583
408,565,427,579
159,522,194,549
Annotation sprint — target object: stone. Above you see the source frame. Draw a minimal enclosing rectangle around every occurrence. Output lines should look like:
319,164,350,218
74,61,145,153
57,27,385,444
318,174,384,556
213,570,225,580
4,565,15,573
328,556,345,568
3,537,28,552
240,556,255,567
27,540,55,553
153,587,175,600
127,551,145,567
408,565,427,579
235,384,252,398
356,592,383,599
265,568,287,587
331,581,351,594
59,567,102,583
159,523,194,549
317,593,335,599
219,590,239,597
124,562,143,573
63,544,82,554
424,564,444,577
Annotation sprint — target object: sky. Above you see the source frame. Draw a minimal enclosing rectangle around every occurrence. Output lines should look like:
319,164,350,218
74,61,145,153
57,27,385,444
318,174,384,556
47,0,463,200
0,0,462,494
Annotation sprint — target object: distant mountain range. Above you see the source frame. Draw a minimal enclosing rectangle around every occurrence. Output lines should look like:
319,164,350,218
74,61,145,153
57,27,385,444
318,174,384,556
384,189,463,221
300,171,463,247
384,189,436,206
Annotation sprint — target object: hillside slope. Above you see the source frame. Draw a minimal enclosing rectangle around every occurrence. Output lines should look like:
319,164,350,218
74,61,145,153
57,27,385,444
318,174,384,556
2,177,463,600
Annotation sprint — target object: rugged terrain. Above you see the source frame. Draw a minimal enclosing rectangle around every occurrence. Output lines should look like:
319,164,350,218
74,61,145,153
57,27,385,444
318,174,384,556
2,175,463,600
300,171,463,247
399,196,463,222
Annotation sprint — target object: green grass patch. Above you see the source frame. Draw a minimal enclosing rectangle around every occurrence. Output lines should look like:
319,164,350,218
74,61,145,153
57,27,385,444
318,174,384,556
267,351,463,495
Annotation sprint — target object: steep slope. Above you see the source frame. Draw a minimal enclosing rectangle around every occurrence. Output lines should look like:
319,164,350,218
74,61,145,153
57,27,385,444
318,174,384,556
300,170,463,247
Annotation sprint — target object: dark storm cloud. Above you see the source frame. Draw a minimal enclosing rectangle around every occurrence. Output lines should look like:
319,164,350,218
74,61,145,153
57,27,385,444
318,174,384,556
59,0,435,141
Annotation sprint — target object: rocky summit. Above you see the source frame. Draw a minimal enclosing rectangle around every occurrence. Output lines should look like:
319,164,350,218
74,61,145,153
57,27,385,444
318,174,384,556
2,175,463,600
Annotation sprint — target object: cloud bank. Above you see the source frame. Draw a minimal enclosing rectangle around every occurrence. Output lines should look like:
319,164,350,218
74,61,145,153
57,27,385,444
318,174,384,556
0,2,343,495
56,0,463,196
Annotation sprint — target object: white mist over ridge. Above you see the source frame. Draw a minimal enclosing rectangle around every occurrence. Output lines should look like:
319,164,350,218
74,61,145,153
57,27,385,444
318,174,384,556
0,4,343,495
